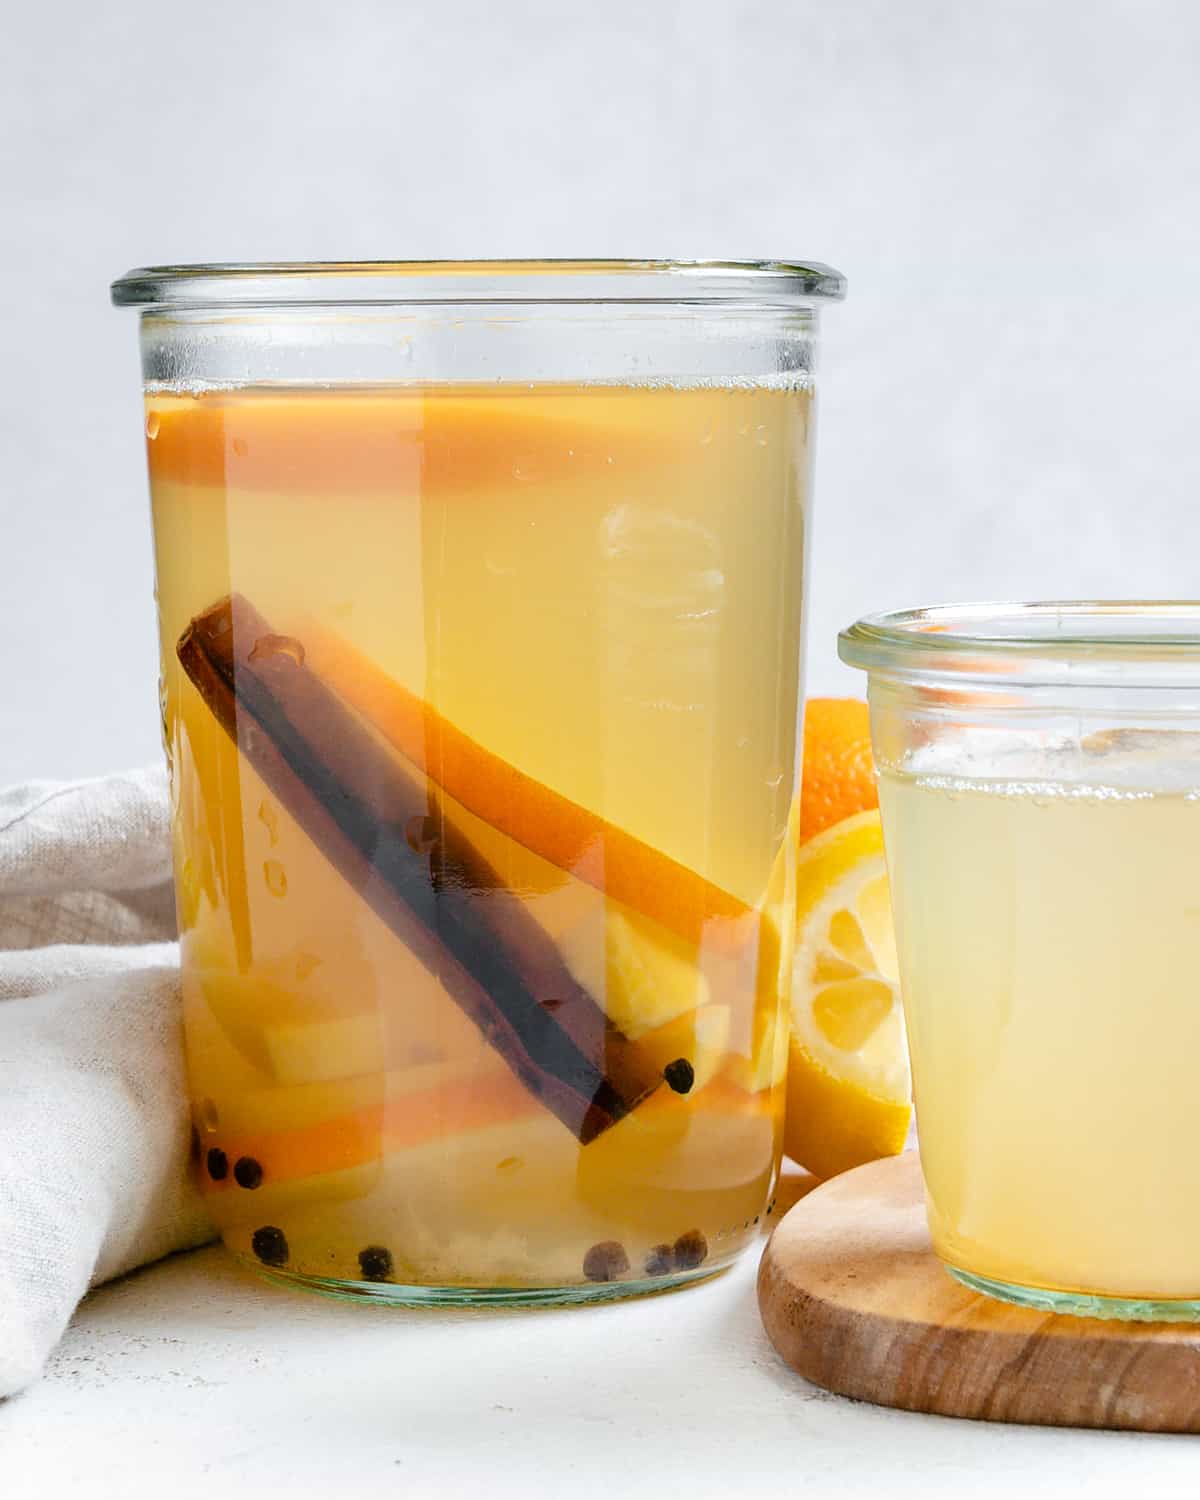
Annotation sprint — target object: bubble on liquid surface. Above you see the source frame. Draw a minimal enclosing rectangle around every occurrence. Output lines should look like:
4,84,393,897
903,725,1200,799
143,372,812,397
263,859,288,897
199,1098,219,1133
145,411,160,440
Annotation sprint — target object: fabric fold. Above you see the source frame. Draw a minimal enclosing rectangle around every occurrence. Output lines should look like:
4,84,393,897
0,768,214,1399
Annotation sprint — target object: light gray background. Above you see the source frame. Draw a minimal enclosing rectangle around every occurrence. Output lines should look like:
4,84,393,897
3,0,1198,783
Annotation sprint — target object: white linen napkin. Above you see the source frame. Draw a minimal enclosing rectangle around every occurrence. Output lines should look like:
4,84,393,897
0,768,214,1398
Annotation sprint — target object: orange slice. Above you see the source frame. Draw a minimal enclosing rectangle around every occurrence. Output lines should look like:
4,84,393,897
145,389,672,499
305,627,755,949
799,698,878,843
204,1064,542,1187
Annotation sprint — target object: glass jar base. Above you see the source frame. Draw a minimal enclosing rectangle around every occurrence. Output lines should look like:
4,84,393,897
238,1254,728,1308
947,1265,1200,1323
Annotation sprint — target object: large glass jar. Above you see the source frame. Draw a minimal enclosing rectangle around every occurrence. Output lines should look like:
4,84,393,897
112,259,845,1304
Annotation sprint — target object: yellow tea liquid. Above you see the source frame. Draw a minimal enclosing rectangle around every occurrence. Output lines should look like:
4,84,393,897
147,381,811,1295
881,735,1200,1302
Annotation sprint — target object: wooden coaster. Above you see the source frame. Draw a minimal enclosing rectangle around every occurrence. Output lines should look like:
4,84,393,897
757,1152,1200,1432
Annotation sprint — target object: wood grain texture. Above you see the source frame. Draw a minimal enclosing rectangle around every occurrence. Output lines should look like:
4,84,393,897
757,1153,1200,1431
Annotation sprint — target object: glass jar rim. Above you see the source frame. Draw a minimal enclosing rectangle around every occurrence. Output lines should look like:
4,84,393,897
110,258,846,310
840,602,1200,688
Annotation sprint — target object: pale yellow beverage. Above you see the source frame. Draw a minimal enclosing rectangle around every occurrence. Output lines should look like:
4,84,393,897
880,736,1200,1305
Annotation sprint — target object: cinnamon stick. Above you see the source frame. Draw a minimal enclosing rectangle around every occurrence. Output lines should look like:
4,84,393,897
178,594,661,1143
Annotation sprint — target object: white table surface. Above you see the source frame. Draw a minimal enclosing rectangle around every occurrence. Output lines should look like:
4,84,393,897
5,1214,1199,1499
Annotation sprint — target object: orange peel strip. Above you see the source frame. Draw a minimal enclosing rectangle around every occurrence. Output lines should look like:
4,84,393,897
145,389,672,498
305,626,756,949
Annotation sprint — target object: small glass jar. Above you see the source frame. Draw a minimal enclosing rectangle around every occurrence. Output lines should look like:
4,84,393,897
112,259,844,1305
841,602,1200,1320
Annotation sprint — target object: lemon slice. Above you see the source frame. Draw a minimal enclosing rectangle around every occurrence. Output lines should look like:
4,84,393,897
784,809,911,1180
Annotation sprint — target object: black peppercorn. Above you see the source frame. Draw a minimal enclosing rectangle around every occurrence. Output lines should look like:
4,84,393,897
644,1244,674,1277
583,1241,630,1282
663,1057,695,1094
251,1226,288,1267
234,1156,264,1189
206,1147,229,1182
673,1229,708,1270
358,1245,394,1282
